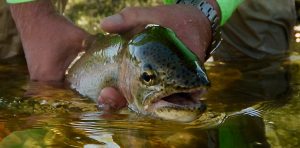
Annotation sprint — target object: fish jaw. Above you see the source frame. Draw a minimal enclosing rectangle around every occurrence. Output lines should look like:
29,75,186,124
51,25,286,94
142,87,207,122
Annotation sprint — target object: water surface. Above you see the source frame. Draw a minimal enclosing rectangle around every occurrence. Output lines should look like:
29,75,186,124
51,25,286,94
0,44,299,147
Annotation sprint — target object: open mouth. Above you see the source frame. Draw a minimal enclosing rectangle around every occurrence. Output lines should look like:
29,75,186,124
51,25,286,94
153,92,205,110
145,89,207,122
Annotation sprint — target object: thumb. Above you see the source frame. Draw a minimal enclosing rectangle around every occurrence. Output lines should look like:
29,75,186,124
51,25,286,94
98,87,127,111
100,7,158,34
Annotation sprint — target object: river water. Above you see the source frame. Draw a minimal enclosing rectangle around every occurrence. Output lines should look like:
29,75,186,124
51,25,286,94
0,37,299,147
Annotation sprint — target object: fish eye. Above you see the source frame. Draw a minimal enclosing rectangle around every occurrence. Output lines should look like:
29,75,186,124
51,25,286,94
141,70,157,85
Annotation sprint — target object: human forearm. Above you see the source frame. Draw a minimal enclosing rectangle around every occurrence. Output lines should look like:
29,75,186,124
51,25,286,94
9,0,88,81
9,0,56,40
163,0,220,17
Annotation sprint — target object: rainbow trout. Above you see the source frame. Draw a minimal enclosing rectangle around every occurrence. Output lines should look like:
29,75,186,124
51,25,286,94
66,26,210,122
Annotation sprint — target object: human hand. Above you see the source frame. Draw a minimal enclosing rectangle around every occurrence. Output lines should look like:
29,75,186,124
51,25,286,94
10,1,89,81
101,4,215,62
98,2,220,111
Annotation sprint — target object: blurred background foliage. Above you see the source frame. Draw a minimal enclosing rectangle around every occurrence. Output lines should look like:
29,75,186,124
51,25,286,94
63,0,162,34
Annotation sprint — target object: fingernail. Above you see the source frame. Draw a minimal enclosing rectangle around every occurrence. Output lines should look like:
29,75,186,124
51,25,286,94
102,14,124,25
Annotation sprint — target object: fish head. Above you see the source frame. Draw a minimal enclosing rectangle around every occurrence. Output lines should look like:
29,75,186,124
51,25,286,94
120,26,210,122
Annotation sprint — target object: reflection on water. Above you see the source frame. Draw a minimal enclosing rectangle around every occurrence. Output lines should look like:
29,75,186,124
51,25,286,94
0,50,298,147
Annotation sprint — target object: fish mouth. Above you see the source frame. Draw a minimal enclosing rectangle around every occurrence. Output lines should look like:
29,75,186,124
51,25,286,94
144,88,207,122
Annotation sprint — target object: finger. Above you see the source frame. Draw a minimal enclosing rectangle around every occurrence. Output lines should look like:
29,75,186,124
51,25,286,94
100,5,201,32
98,87,127,111
101,6,184,35
100,7,153,33
101,5,211,62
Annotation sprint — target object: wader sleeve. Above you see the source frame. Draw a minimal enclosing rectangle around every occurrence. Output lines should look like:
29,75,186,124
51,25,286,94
214,0,297,60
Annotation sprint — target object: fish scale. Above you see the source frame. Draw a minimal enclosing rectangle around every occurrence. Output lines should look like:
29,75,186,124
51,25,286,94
67,26,210,122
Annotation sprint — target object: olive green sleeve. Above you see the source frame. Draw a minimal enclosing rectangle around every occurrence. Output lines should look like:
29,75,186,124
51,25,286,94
163,0,176,5
216,0,244,25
